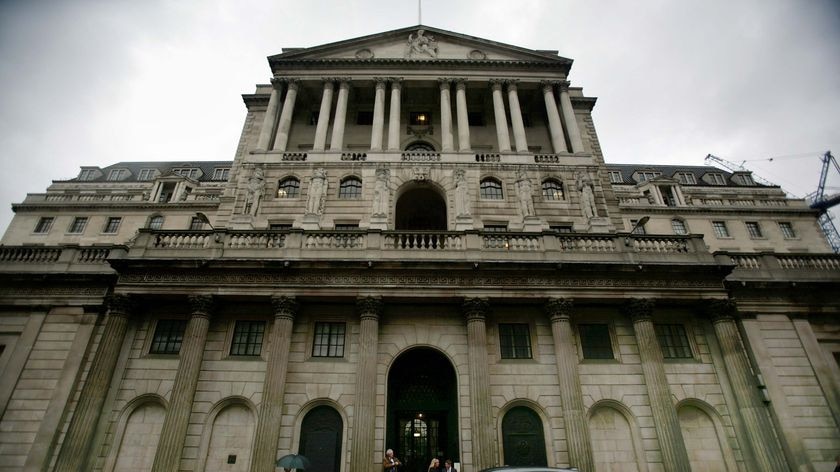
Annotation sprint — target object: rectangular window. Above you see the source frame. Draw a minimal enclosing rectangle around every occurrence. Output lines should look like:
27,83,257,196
637,171,661,182
712,221,730,238
150,319,187,354
107,169,127,181
608,171,623,183
578,324,614,359
707,173,726,185
78,169,97,181
173,168,199,179
671,219,688,235
659,186,678,207
230,321,265,356
675,172,696,185
34,217,54,234
654,324,693,359
138,169,156,181
68,217,88,234
745,221,763,238
212,168,230,181
778,222,796,239
312,322,347,357
103,217,122,234
468,112,485,126
483,224,508,232
356,111,374,125
499,323,532,359
409,111,431,126
550,224,574,233
269,223,293,230
189,217,205,230
334,223,359,230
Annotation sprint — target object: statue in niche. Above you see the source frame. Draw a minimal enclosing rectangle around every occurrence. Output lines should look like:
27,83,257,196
243,167,265,216
406,29,438,58
454,168,471,217
372,167,390,217
515,168,535,217
306,168,328,215
577,172,598,219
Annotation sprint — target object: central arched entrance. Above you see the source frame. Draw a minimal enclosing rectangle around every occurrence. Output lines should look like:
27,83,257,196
387,348,458,472
395,187,447,231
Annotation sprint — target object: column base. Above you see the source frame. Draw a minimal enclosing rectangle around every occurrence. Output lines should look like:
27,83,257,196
455,216,474,231
301,213,322,230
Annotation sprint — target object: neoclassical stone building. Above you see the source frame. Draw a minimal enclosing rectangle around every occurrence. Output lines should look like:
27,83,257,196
1,25,839,472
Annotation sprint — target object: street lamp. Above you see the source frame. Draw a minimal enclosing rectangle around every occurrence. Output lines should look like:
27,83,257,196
624,216,650,246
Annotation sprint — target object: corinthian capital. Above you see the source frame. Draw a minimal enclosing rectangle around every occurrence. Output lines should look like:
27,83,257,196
558,80,571,92
622,298,655,323
188,294,214,317
545,298,573,322
463,298,489,322
703,298,738,323
107,294,134,317
271,295,298,320
356,296,383,320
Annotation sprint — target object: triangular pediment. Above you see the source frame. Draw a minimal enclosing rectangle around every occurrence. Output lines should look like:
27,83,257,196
269,25,572,64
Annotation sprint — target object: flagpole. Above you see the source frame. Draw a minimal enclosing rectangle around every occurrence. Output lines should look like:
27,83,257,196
418,0,422,24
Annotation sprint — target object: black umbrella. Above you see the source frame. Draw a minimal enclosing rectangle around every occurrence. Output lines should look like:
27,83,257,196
276,454,312,470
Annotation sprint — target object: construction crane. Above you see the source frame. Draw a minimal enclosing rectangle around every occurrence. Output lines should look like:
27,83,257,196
704,154,777,187
807,151,840,253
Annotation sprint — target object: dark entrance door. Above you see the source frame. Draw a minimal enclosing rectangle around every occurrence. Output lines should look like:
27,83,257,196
395,188,447,231
501,406,547,467
387,348,458,472
299,406,343,472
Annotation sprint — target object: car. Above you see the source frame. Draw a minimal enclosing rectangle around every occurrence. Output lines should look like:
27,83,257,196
479,467,578,472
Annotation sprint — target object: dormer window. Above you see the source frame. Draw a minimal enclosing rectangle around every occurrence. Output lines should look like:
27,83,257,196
107,169,128,181
608,171,623,184
78,169,98,181
675,172,696,185
212,168,230,181
732,174,755,186
138,169,157,181
658,186,679,207
637,171,661,182
172,168,200,179
707,173,726,185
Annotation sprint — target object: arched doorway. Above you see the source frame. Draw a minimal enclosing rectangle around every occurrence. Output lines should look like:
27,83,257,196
387,348,458,472
501,406,547,467
395,187,447,230
299,406,343,472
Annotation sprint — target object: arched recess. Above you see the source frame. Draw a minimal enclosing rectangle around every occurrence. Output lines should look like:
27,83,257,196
405,141,437,152
394,183,447,231
195,396,257,471
386,347,459,472
104,394,168,472
297,405,344,472
676,399,738,472
500,404,548,467
587,400,648,472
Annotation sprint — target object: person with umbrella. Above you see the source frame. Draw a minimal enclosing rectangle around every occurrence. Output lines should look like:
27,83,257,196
277,453,311,471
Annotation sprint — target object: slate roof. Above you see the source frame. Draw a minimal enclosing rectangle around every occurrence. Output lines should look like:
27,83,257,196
64,161,233,183
605,164,773,188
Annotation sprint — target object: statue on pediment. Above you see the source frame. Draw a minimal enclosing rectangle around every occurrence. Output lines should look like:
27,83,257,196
406,29,438,59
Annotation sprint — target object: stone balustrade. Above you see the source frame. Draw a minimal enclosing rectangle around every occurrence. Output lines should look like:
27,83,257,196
0,245,120,273
716,251,840,282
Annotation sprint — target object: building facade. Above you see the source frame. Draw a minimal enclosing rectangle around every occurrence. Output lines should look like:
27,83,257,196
1,26,839,472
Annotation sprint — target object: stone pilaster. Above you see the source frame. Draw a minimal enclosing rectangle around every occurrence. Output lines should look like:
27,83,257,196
506,80,528,152
545,298,594,472
256,78,284,150
272,79,299,152
558,81,584,153
349,296,382,472
541,81,568,154
489,80,511,152
152,295,214,472
463,298,498,470
250,296,298,472
330,79,351,151
454,79,471,151
623,299,691,472
371,78,387,151
705,300,788,471
313,79,335,151
438,78,454,151
54,295,133,472
387,78,402,151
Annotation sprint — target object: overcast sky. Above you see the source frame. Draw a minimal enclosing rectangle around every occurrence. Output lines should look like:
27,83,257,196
1,0,839,233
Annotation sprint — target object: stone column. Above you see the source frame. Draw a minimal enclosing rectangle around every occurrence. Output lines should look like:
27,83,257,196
506,80,528,153
272,79,299,152
250,296,298,472
349,296,382,472
256,78,284,150
439,78,454,152
706,300,788,471
329,79,351,151
545,299,594,471
463,298,498,470
387,78,403,151
370,78,387,151
558,81,584,153
623,299,691,472
313,79,335,151
152,295,214,472
541,81,568,154
54,295,133,472
454,79,471,151
490,80,511,152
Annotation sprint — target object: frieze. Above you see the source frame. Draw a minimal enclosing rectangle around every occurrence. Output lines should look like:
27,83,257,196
117,269,722,290
0,286,108,298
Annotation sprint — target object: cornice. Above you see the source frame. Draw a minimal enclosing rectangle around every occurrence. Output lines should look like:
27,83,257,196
270,58,569,70
11,201,221,212
613,203,819,217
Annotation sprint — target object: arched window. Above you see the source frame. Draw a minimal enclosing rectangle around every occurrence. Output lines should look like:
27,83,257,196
277,177,300,198
339,177,362,199
480,178,504,199
671,218,688,235
148,215,164,230
502,406,547,466
405,141,436,152
541,179,564,200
